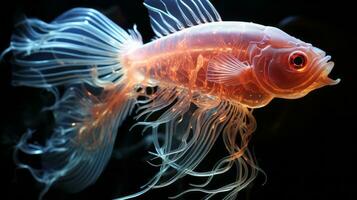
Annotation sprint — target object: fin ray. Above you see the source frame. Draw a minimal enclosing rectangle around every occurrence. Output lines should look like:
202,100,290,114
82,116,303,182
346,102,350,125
116,84,257,200
207,54,251,85
144,0,221,38
14,86,136,195
6,8,142,88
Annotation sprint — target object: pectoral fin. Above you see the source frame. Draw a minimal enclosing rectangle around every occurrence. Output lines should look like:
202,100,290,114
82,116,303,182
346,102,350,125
207,54,251,85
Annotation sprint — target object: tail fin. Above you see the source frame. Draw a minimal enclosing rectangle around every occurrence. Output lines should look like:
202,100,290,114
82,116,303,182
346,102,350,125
15,86,135,196
5,7,142,88
5,8,141,198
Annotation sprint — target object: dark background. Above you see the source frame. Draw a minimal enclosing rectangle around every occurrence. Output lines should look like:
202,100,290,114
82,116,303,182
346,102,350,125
0,0,356,200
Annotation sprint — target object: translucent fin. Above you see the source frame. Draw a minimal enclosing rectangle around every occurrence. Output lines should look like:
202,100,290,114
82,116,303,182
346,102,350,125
168,101,258,200
207,54,251,85
14,85,136,197
114,85,258,200
5,7,142,198
144,0,221,38
5,8,142,88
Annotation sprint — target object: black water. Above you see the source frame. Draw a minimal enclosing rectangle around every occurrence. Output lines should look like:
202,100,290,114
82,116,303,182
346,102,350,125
0,0,355,200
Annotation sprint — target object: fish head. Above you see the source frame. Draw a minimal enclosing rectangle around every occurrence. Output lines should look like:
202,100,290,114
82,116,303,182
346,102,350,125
252,27,340,99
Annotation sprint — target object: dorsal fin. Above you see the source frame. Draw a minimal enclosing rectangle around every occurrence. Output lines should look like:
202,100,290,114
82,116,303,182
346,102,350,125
144,0,222,38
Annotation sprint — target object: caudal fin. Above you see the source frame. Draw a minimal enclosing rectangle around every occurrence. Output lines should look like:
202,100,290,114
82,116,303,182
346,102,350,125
4,8,141,198
5,7,142,88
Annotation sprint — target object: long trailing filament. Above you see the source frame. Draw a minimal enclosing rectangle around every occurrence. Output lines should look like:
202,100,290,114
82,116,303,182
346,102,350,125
114,85,260,200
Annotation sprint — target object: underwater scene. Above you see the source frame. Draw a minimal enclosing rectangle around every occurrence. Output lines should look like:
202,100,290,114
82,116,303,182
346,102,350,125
0,0,355,200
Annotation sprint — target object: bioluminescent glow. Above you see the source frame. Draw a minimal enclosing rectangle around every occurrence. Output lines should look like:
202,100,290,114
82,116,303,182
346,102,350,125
2,0,339,199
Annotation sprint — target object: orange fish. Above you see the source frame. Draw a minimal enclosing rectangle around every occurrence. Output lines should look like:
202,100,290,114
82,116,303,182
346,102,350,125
2,0,339,199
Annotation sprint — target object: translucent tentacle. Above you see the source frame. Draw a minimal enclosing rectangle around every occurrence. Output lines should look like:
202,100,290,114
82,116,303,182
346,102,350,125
114,85,258,200
164,101,258,200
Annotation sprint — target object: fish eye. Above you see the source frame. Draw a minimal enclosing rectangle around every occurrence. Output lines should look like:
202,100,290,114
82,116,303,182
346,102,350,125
289,51,307,71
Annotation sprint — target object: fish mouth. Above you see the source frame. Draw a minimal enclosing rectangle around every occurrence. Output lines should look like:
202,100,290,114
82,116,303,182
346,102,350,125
316,55,340,86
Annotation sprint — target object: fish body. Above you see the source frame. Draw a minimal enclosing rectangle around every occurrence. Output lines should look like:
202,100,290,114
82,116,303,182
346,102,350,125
2,0,339,199
125,22,271,107
125,21,338,108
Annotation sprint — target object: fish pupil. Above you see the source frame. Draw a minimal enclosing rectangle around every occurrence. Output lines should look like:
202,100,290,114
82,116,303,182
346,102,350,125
293,56,304,66
289,52,306,70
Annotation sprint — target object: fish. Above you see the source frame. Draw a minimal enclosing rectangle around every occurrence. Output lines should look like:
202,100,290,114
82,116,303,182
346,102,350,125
1,0,340,199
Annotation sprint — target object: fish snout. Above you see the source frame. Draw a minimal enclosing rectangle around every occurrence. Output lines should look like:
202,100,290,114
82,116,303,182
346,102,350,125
316,56,340,86
312,47,326,57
